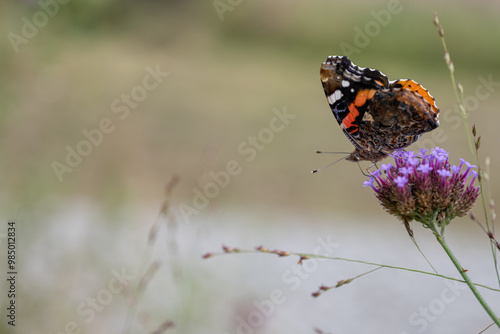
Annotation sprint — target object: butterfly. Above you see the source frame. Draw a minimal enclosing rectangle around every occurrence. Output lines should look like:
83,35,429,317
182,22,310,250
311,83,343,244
320,55,439,162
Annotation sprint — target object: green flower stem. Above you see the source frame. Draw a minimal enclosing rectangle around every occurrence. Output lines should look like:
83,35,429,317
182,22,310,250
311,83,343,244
433,230,500,328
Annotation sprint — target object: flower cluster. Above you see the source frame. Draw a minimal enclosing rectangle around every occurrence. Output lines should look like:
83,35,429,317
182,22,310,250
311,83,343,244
363,147,480,228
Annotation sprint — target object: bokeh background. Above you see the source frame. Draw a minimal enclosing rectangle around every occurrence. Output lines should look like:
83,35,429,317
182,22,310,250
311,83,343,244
1,0,500,333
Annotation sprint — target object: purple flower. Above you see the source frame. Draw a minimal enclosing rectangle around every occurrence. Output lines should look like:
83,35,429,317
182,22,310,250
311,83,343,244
462,161,476,180
417,163,433,174
432,147,448,157
405,151,415,159
469,170,479,186
436,154,448,163
362,147,480,227
370,169,381,178
465,161,477,169
381,163,393,171
407,157,420,167
363,178,374,188
437,169,452,178
393,149,404,157
451,165,461,174
399,167,413,176
394,176,408,188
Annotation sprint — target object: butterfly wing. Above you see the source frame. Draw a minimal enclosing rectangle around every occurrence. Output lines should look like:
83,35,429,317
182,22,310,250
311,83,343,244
389,79,440,117
320,56,389,150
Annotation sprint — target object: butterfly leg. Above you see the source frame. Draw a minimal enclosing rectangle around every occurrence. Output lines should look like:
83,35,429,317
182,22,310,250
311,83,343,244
356,162,372,177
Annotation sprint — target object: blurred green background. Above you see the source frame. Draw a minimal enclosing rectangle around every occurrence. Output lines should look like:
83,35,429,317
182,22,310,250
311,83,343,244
1,0,500,333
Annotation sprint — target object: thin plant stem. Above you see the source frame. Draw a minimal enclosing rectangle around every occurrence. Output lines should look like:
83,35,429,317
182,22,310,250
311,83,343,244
206,249,500,293
429,221,500,328
483,158,500,286
478,322,495,334
123,213,159,334
434,12,500,288
123,176,179,334
477,155,500,288
434,19,474,155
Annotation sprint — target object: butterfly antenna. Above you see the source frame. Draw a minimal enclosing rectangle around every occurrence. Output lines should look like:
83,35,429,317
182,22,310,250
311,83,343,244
316,150,351,154
311,155,349,174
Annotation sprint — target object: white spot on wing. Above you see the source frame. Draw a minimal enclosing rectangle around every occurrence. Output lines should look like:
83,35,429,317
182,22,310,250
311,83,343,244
335,89,342,101
327,93,336,104
341,80,350,87
327,90,343,104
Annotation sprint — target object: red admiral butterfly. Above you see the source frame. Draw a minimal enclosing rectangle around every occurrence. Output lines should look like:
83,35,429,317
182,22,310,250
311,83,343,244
320,56,439,162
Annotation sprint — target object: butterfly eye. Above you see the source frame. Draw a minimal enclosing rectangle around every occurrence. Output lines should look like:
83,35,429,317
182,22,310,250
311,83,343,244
412,113,423,121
